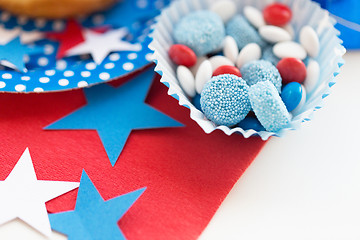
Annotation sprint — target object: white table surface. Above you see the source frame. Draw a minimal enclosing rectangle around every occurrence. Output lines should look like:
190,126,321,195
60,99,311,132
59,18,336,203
200,51,360,240
1,52,359,240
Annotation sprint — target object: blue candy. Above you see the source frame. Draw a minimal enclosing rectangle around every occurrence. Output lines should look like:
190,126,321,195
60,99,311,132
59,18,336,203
173,10,225,56
249,81,291,132
281,82,303,112
238,116,265,131
192,93,201,110
262,45,280,66
200,74,251,126
226,15,266,50
240,60,282,92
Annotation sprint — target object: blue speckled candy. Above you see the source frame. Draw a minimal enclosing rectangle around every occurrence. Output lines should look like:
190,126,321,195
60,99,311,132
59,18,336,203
281,82,303,112
241,60,282,92
192,93,201,110
174,10,225,56
249,81,291,132
200,74,251,126
238,116,265,131
262,45,280,66
226,15,266,49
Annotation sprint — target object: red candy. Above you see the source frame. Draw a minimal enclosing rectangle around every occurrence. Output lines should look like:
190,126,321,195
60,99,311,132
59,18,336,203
263,3,292,26
276,58,306,84
213,65,242,77
169,44,197,67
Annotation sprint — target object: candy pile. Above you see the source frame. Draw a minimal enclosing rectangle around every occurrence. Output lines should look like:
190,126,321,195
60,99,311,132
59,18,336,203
168,0,321,133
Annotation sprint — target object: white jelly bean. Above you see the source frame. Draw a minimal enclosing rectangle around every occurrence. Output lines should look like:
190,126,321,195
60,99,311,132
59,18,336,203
292,85,307,115
208,55,234,71
223,36,239,63
300,26,320,58
236,43,261,68
304,59,320,93
177,65,196,97
259,25,292,43
243,6,265,29
190,56,207,76
273,41,307,60
282,24,295,40
210,0,237,23
195,60,212,94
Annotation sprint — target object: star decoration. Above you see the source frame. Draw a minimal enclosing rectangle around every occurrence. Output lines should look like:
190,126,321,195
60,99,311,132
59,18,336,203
65,28,141,65
0,27,44,45
45,68,183,166
103,0,161,29
0,148,79,237
49,170,145,240
0,37,43,72
46,19,85,59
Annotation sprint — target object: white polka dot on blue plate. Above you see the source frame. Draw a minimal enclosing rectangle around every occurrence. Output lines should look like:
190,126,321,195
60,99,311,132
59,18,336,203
85,62,96,70
64,70,74,77
81,71,91,77
123,62,134,71
58,79,69,86
15,84,26,92
2,73,12,79
38,57,49,66
39,77,50,83
0,81,6,88
99,72,110,81
77,81,88,87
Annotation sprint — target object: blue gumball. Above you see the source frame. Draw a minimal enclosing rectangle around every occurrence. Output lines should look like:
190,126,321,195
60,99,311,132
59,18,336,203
238,116,265,131
281,82,305,112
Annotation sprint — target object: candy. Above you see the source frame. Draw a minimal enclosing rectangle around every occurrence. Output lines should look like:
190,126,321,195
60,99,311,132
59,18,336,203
236,43,261,68
273,41,307,60
304,59,320,93
281,82,304,112
243,6,265,29
200,74,251,126
238,116,265,131
169,44,197,67
176,65,196,97
276,57,306,84
190,56,207,76
208,55,234,70
262,45,280,66
249,81,290,132
240,60,282,92
213,65,241,77
210,0,237,23
259,25,292,43
192,93,201,110
299,26,320,58
226,15,266,49
282,24,295,40
263,3,292,26
195,60,212,94
223,36,239,63
173,10,225,56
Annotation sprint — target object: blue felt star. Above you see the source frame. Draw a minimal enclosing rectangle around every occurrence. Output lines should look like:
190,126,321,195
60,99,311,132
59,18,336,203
45,68,182,166
49,170,145,240
103,0,162,28
0,37,43,72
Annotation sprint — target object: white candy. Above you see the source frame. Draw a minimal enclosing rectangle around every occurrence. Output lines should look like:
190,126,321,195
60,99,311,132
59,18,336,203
177,65,196,97
273,41,307,60
243,6,265,29
208,55,234,71
259,25,292,43
195,60,212,94
300,26,320,58
304,59,320,93
282,24,295,40
223,36,239,63
210,0,237,23
190,56,207,76
236,43,261,68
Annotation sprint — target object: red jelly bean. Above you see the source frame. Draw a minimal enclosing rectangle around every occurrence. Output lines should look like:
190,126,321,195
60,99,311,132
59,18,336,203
276,58,306,84
213,65,242,77
263,3,292,26
169,44,197,67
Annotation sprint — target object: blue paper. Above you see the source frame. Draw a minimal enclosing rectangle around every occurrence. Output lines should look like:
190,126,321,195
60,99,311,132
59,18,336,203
49,170,145,240
0,0,170,92
45,68,183,166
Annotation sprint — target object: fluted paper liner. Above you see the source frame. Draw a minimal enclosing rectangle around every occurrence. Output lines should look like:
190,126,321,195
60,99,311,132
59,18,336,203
149,0,345,140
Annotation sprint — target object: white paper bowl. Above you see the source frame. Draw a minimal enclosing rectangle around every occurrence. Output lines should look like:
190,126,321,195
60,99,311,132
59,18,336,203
149,0,345,140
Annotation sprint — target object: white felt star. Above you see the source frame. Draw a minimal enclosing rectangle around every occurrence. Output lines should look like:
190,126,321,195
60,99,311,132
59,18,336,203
0,26,43,45
66,28,142,64
0,148,79,237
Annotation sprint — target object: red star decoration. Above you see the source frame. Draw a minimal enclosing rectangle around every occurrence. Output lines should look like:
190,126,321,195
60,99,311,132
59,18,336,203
0,70,266,239
46,19,85,59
